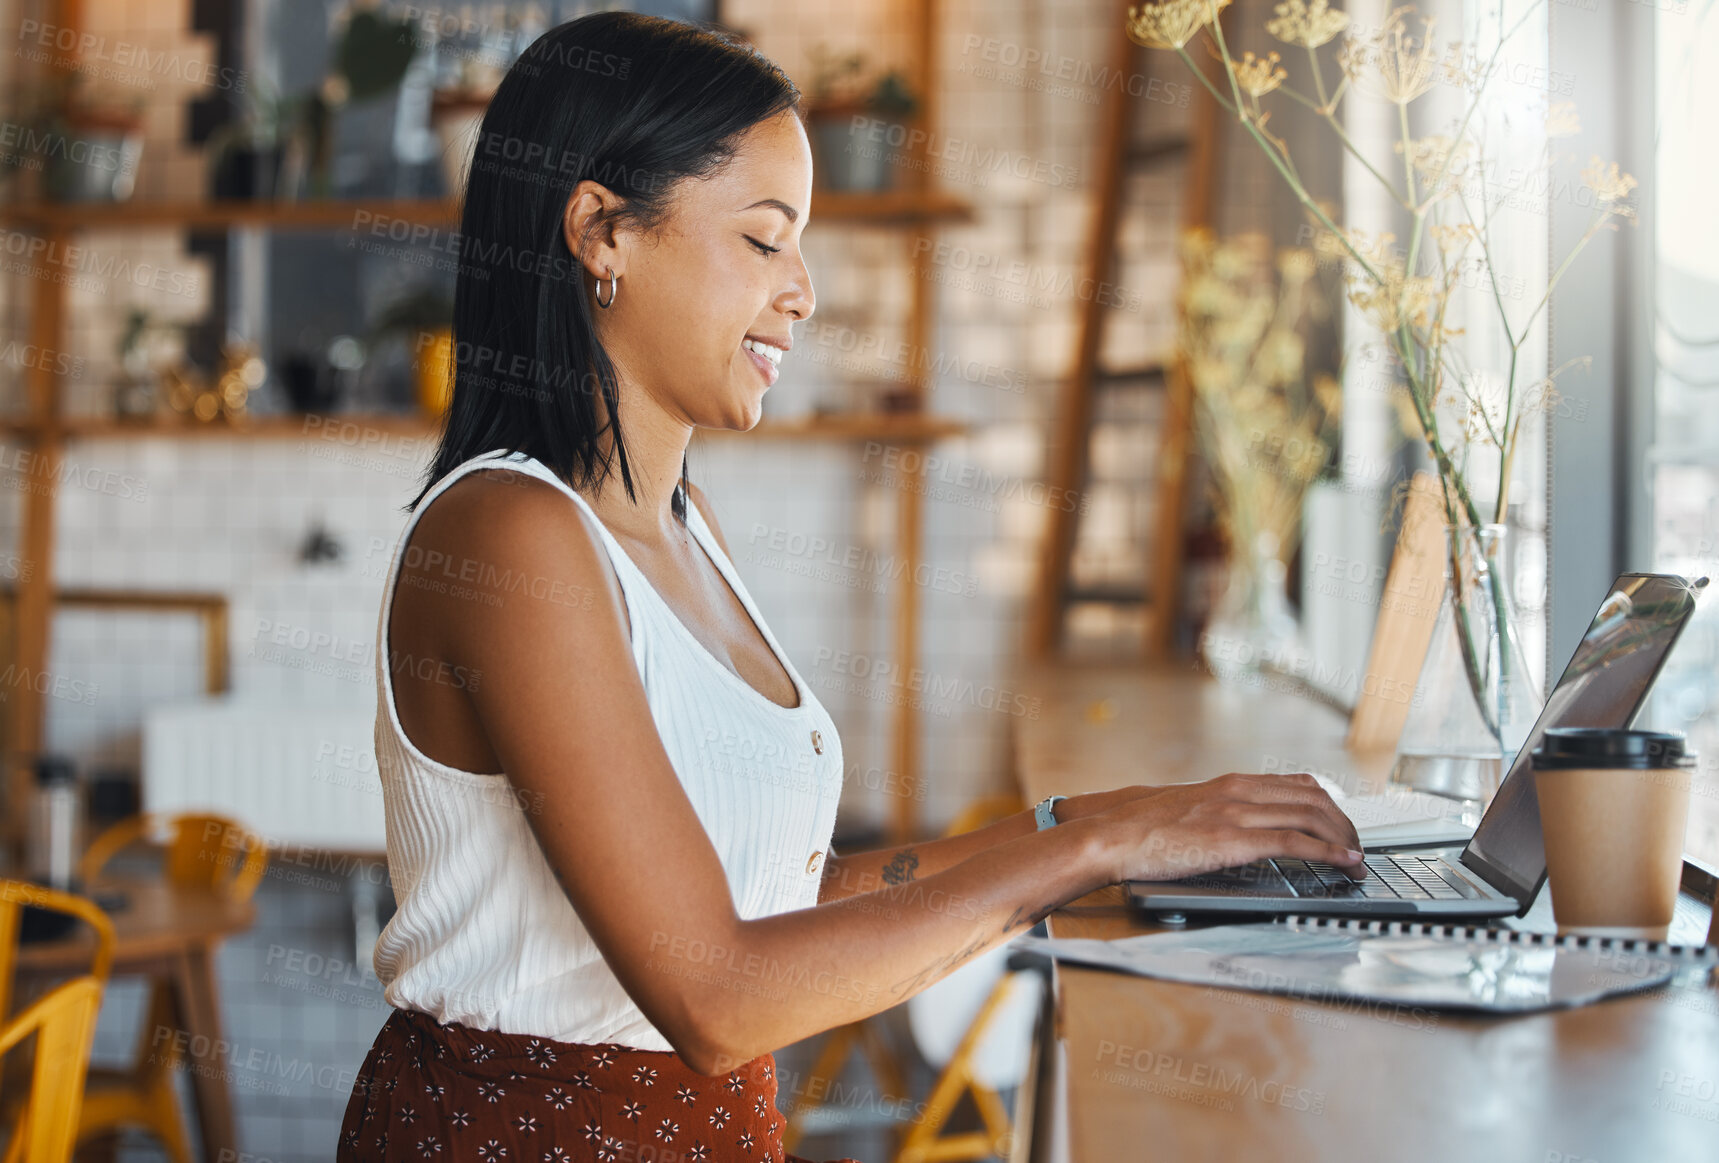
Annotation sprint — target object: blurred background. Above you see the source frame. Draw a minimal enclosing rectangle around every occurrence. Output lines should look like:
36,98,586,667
0,0,1715,1159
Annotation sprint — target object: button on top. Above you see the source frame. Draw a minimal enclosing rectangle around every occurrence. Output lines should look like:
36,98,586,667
806,850,824,875
811,730,824,755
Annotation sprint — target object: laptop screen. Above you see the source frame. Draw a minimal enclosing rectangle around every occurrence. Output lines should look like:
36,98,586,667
1460,573,1707,903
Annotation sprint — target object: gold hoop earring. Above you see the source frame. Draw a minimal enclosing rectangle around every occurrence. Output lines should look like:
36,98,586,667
596,267,618,309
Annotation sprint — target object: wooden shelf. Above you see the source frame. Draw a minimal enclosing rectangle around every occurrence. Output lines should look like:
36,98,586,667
0,199,461,231
0,413,439,440
0,189,972,232
731,413,967,442
0,411,964,444
809,189,974,224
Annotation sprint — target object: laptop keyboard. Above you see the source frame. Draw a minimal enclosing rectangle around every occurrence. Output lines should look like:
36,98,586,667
1181,855,1478,900
1285,856,1471,900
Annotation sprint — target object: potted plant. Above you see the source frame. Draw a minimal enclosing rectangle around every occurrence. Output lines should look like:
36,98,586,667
207,83,294,201
295,4,420,197
803,47,919,192
203,6,418,202
5,75,145,203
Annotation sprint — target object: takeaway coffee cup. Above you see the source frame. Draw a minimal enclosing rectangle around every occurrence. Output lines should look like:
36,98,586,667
1533,728,1695,941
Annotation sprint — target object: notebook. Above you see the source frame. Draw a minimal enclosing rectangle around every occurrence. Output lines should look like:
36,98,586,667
1014,917,1719,1015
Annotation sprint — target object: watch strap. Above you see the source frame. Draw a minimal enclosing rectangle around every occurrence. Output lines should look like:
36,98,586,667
1034,795,1066,831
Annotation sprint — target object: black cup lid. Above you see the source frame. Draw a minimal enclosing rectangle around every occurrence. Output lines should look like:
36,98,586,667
1532,728,1696,770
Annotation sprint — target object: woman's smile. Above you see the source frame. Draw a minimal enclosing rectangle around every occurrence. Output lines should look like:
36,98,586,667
742,335,788,387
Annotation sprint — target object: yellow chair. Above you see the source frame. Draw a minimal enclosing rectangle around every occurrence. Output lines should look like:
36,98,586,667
0,880,117,1163
783,794,1029,1160
894,795,1034,1163
781,1012,909,1154
894,965,1035,1163
78,812,269,901
72,813,269,1162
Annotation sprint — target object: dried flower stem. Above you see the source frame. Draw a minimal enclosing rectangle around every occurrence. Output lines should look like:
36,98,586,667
1138,0,1635,737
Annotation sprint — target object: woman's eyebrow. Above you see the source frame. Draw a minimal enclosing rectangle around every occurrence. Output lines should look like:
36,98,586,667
740,197,799,223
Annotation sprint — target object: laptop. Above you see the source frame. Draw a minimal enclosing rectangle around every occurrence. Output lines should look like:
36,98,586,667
1129,572,1708,921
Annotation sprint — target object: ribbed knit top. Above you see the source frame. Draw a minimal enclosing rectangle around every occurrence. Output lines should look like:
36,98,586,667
370,450,844,1049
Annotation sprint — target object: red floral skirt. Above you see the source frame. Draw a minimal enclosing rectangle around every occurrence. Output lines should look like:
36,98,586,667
338,1007,860,1163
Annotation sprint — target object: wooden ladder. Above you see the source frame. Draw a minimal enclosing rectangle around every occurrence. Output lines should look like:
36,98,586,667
1027,8,1225,661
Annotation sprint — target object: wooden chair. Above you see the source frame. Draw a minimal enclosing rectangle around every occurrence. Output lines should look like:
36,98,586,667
895,965,1036,1163
71,813,268,1162
893,795,1036,1163
1,880,117,1163
781,1008,911,1154
783,795,1028,1159
78,812,269,901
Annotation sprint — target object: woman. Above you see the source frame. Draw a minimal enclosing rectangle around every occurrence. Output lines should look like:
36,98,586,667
339,12,1366,1162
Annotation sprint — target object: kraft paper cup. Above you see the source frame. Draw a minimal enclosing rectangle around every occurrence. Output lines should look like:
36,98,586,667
1532,728,1695,943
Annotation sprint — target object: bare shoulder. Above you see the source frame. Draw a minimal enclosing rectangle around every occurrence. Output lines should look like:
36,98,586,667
416,467,574,534
402,467,626,628
683,480,732,557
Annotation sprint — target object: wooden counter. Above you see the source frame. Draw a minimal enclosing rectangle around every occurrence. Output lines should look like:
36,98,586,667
1014,663,1719,1163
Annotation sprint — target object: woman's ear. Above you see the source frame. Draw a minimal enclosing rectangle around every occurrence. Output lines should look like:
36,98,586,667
562,179,626,282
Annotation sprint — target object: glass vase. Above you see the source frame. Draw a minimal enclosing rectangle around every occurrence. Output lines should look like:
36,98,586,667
1388,524,1543,808
1200,530,1310,684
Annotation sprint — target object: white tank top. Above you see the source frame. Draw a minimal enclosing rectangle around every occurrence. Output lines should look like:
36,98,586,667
370,449,845,1049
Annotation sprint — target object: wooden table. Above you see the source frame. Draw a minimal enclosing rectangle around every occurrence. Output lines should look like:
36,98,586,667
1014,663,1719,1163
17,877,257,1161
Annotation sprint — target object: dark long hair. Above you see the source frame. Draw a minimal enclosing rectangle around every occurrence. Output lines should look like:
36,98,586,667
410,13,800,518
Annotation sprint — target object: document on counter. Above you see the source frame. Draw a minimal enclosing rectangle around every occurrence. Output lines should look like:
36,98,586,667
1016,917,1718,1014
1311,775,1478,848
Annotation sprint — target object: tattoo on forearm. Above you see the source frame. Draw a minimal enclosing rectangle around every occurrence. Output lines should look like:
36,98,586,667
1004,900,1057,931
889,898,1061,999
881,849,920,885
890,931,989,998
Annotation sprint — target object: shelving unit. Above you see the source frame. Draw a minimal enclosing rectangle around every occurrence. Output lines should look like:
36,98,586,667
0,198,460,231
0,189,972,231
707,413,967,444
0,410,966,444
0,413,437,441
0,2,967,847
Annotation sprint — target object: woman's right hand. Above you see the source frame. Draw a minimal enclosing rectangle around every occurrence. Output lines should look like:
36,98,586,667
1092,772,1367,883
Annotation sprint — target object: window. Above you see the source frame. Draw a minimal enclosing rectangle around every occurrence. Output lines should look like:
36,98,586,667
1645,0,1719,866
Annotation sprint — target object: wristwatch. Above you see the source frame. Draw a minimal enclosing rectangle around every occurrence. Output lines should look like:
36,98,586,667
1034,795,1067,831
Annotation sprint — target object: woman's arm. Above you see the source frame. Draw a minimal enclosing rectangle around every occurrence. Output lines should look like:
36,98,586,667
675,483,1228,905
815,785,1184,903
409,476,1366,1076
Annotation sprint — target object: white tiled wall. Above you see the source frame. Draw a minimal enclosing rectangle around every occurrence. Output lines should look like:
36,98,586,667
6,436,417,769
